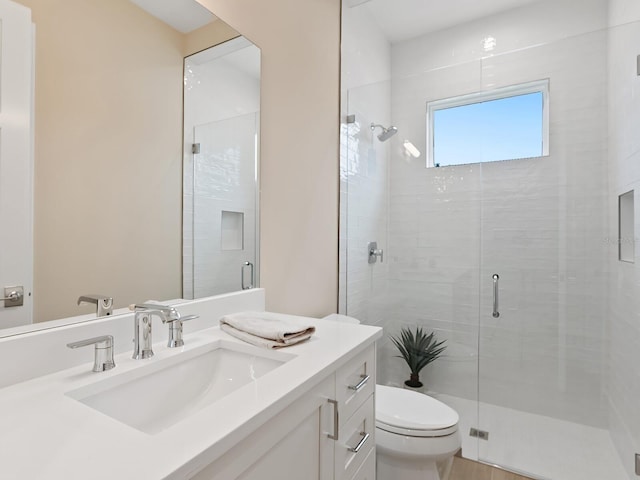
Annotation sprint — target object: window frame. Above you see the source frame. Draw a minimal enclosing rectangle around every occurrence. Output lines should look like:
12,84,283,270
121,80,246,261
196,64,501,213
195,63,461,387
426,79,550,168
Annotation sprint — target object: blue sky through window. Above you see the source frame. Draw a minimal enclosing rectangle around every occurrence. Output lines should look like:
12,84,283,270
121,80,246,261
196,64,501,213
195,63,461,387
432,92,544,166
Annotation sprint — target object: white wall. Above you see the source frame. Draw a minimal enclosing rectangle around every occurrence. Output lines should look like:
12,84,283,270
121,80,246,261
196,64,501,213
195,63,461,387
197,0,341,318
607,3,640,477
21,0,185,323
391,0,609,78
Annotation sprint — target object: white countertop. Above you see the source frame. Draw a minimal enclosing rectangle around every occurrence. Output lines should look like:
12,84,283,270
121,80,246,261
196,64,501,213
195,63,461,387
0,314,382,480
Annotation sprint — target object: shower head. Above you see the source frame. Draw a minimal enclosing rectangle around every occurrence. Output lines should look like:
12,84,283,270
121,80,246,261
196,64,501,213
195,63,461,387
370,123,398,142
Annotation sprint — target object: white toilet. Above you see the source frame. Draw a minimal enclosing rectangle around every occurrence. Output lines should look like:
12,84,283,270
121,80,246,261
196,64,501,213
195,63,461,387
323,314,461,480
376,384,460,480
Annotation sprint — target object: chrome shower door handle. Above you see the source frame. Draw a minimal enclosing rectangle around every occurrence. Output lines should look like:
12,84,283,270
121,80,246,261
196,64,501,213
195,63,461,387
242,261,254,290
492,274,500,318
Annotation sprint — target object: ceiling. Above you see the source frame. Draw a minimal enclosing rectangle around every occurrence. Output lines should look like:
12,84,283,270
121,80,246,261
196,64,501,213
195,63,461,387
356,0,543,43
128,0,216,34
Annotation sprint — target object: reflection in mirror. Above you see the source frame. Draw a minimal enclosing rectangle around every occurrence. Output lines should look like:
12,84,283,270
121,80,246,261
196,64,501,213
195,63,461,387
182,37,261,298
0,0,259,337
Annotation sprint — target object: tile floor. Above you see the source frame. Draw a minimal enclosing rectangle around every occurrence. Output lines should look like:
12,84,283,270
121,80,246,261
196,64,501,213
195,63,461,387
450,456,534,480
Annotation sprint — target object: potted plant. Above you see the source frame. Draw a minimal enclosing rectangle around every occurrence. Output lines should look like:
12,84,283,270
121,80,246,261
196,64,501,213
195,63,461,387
390,327,446,388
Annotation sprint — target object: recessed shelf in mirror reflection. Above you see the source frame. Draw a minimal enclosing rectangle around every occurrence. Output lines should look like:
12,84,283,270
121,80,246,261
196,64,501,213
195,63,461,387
0,0,259,338
221,211,245,251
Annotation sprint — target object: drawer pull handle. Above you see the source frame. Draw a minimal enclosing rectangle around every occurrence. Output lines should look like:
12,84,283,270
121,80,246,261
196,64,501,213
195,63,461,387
348,432,370,453
327,399,339,440
348,374,370,392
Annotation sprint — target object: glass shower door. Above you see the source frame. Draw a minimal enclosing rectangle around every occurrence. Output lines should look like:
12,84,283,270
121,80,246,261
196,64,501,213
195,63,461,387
342,66,485,460
476,27,611,480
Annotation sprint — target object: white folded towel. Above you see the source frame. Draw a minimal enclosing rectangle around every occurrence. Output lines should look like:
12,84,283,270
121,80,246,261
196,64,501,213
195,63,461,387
219,311,316,349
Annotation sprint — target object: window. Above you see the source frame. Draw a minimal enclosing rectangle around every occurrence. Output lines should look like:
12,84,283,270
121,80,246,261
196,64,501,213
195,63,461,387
426,80,549,168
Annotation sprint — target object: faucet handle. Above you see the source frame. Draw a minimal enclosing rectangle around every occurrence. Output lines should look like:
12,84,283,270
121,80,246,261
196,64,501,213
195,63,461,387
166,314,199,324
166,314,199,348
67,335,116,372
129,302,166,311
78,294,113,317
128,303,179,322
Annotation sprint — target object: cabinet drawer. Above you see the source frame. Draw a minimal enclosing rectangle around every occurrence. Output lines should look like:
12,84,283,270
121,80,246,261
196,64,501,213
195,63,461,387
352,447,375,480
335,394,375,480
336,344,375,422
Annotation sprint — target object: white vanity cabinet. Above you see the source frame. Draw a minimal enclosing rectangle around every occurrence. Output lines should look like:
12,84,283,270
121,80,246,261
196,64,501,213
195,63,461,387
333,344,376,480
0,293,385,480
191,344,377,480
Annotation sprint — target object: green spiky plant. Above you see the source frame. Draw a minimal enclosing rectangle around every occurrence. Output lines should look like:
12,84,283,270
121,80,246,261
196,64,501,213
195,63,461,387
390,327,447,388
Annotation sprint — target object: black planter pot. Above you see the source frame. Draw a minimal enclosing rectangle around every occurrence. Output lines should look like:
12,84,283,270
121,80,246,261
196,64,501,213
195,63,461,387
404,373,423,388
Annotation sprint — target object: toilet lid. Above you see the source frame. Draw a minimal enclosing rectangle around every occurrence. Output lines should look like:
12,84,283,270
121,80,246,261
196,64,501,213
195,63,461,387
376,385,459,437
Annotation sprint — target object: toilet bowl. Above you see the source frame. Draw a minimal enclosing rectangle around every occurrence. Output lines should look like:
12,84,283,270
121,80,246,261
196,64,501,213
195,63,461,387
376,385,460,480
322,314,461,480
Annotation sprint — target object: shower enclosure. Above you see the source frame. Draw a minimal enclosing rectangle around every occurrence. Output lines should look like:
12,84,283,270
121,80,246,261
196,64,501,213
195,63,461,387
340,1,638,479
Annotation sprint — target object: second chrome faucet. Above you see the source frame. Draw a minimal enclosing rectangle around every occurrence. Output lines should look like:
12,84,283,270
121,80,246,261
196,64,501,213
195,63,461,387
130,303,198,359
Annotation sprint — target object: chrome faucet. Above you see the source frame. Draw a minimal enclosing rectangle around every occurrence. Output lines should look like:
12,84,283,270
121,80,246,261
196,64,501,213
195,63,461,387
78,294,113,317
166,312,199,348
67,335,116,372
130,303,199,358
131,304,172,359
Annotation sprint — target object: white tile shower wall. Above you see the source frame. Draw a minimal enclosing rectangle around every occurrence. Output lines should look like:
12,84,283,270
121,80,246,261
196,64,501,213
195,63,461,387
607,9,640,479
390,0,609,80
341,5,392,94
609,0,640,28
385,1,609,427
192,114,257,297
183,49,260,298
340,4,392,327
185,53,261,128
343,84,391,327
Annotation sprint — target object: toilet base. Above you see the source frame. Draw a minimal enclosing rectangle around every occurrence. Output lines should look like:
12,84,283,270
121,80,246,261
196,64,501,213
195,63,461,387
377,449,453,480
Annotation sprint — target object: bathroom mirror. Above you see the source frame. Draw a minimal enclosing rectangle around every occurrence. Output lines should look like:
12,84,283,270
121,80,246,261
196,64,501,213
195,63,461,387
182,36,261,299
0,0,260,336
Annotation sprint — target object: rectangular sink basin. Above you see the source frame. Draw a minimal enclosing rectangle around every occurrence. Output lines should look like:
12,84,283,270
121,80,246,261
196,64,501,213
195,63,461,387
66,340,293,434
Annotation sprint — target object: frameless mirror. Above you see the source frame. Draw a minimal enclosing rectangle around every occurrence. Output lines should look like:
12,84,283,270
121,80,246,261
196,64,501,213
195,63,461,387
182,37,261,299
0,0,260,337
